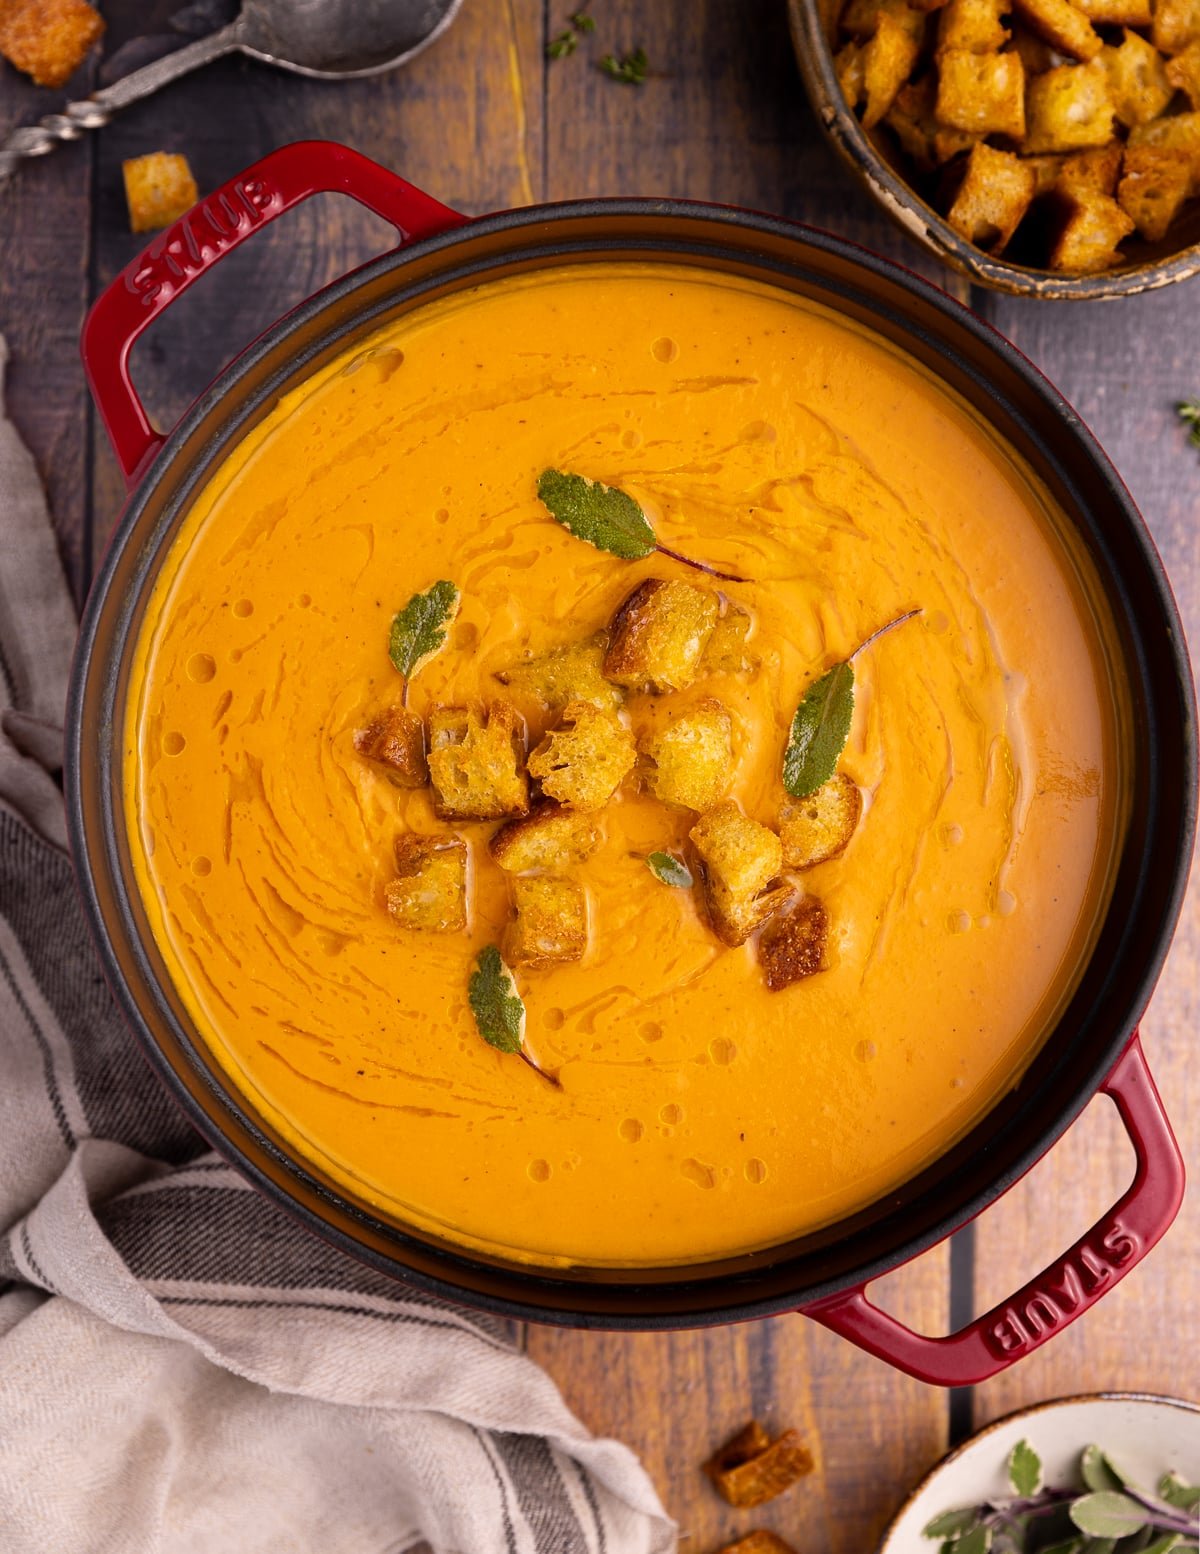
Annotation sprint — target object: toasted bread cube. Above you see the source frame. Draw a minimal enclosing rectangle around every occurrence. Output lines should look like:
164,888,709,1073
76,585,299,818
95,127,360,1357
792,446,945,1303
1154,0,1200,55
760,900,830,992
603,578,719,693
1025,60,1115,152
705,1421,773,1481
642,698,734,812
715,1535,800,1554
701,603,754,674
0,0,103,88
936,0,1009,55
1077,0,1150,23
934,126,981,160
936,50,1026,136
1025,152,1068,193
690,801,791,948
1049,190,1136,269
862,15,924,126
427,702,528,820
1167,40,1200,106
1129,111,1200,192
1011,0,1101,60
779,772,863,870
527,700,636,811
885,77,940,167
946,142,1037,251
505,876,588,967
1118,144,1195,237
1057,141,1123,196
708,1428,816,1506
354,703,427,787
495,630,622,714
1009,25,1065,72
842,0,927,39
489,800,602,873
1102,32,1174,126
123,154,200,235
385,834,468,932
835,41,866,108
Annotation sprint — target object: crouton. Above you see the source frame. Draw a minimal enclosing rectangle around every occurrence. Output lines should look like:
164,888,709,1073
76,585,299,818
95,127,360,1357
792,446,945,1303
123,154,200,235
1102,32,1174,126
834,40,866,107
701,603,754,674
862,14,924,126
936,50,1026,137
690,802,792,948
714,1535,800,1554
1129,111,1200,192
427,702,529,820
707,1427,816,1507
1167,39,1200,105
1153,0,1200,55
385,834,468,932
505,876,588,966
842,0,927,39
779,772,863,870
603,578,719,693
1024,60,1115,152
642,698,734,812
1077,0,1151,23
1057,142,1123,196
1009,25,1064,72
1049,190,1136,269
936,0,1010,55
1117,144,1195,237
884,77,940,167
527,700,636,810
489,801,602,873
759,899,830,992
495,630,622,714
0,0,103,88
946,143,1037,251
1010,0,1101,61
1025,153,1068,194
354,703,427,787
705,1421,772,1481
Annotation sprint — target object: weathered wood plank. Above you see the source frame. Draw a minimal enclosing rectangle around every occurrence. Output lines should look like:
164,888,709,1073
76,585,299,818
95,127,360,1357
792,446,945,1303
972,289,1200,1424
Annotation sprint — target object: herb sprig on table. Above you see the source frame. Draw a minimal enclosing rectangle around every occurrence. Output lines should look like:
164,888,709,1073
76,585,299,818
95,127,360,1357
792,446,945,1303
544,7,650,84
924,1439,1200,1554
1178,398,1200,451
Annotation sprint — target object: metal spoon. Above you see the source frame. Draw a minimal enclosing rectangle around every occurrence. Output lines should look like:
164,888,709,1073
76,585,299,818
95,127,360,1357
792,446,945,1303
0,0,462,182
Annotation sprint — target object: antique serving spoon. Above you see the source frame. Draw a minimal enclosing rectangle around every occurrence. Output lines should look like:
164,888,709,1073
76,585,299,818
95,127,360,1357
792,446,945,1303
0,0,462,181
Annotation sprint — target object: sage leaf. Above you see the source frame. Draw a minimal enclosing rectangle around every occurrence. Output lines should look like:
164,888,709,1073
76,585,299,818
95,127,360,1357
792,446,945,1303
923,1510,982,1539
537,470,656,560
1069,1492,1149,1539
468,945,525,1056
783,661,854,798
1179,398,1200,451
1159,1473,1200,1513
1081,1445,1125,1494
1008,1439,1044,1498
646,851,693,889
389,580,461,680
954,1527,993,1554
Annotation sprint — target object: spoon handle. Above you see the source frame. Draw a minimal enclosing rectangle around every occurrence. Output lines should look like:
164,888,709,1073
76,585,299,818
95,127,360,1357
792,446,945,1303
0,28,240,183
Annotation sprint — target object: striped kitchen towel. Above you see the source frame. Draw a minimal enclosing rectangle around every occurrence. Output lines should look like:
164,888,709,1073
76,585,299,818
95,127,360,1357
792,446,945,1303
0,334,676,1554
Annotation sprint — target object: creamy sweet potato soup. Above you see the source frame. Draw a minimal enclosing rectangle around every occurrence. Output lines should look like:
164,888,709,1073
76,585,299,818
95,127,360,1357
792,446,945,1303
126,263,1126,1267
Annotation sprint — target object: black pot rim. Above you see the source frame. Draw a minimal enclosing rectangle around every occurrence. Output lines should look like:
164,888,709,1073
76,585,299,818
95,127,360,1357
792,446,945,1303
65,192,1198,1329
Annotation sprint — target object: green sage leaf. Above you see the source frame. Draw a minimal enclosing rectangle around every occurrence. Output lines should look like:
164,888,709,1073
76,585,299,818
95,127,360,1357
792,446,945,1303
783,661,854,798
468,946,526,1056
389,580,461,680
1081,1445,1126,1494
1159,1473,1200,1513
953,1527,993,1554
1178,398,1200,451
923,1510,982,1539
1069,1492,1150,1539
537,469,657,561
1008,1439,1043,1498
646,851,693,889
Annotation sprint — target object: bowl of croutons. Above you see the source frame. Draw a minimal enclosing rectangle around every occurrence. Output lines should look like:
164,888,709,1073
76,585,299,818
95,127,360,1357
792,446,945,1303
789,0,1200,295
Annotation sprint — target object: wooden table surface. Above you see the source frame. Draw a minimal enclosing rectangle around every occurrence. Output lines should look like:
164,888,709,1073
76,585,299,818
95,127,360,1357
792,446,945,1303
2,3,1197,1549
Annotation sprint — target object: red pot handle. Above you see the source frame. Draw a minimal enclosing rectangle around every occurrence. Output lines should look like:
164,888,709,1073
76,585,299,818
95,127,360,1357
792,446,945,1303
803,1034,1184,1386
81,139,466,485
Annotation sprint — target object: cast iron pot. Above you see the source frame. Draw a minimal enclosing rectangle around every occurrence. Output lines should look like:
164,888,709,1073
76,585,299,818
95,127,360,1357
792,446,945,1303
69,140,1196,1387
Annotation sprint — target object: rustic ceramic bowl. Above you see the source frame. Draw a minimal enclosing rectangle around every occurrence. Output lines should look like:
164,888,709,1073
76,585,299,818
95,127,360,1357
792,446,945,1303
788,0,1200,299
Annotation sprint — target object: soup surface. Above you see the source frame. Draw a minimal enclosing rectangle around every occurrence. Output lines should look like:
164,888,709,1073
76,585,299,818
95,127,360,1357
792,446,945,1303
126,263,1124,1266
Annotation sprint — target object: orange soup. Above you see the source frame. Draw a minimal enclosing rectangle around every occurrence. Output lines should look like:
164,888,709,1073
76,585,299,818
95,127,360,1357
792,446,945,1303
125,264,1126,1267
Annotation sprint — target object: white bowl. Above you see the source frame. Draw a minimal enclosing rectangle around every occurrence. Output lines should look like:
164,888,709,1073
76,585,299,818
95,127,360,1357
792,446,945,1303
880,1394,1200,1553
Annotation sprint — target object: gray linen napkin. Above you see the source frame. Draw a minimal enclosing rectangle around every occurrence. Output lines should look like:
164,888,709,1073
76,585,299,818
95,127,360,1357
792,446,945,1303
0,335,676,1554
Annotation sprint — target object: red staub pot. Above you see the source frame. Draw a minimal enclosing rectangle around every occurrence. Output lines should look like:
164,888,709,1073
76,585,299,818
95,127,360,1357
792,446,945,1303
69,141,1196,1386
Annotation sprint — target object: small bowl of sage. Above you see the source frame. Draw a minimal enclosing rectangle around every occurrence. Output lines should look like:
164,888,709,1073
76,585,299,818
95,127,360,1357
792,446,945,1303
879,1394,1200,1554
